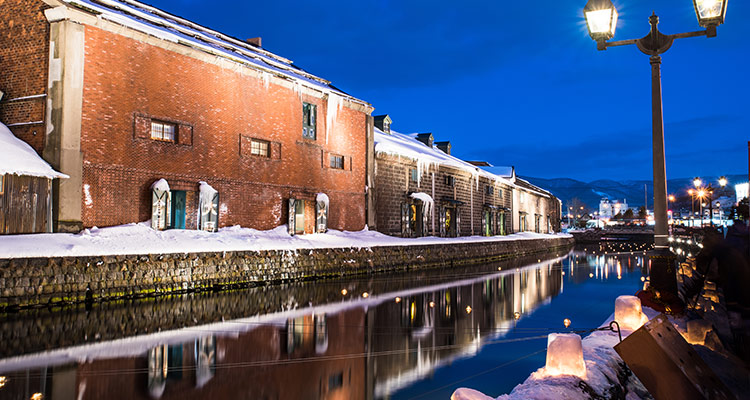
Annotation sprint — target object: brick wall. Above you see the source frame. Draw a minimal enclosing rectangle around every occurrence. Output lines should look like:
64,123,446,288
374,153,513,237
0,0,50,152
78,26,368,231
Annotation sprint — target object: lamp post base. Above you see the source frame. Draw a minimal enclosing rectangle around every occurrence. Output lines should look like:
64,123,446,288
639,247,683,314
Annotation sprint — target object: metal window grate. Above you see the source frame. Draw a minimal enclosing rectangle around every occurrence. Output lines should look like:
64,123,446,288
151,121,176,142
303,103,317,139
250,139,270,157
329,155,344,169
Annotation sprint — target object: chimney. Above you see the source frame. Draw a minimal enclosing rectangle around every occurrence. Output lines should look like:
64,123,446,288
416,133,434,148
246,37,262,48
435,141,451,155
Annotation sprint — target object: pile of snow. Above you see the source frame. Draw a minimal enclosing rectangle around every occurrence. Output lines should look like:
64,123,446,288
150,178,170,192
316,192,330,208
409,192,433,216
0,221,571,259
198,181,217,198
0,122,67,179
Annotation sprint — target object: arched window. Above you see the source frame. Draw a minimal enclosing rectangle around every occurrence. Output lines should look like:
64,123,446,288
151,179,171,230
198,182,219,232
316,193,329,233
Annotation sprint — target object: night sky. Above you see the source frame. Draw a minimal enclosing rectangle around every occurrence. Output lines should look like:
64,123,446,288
146,0,749,182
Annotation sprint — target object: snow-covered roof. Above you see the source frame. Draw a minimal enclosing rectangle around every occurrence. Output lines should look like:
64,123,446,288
480,166,514,179
515,178,552,199
0,122,67,179
374,127,513,186
60,0,367,107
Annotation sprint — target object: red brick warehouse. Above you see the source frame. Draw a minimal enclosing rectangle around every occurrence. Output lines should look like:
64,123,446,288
0,0,374,233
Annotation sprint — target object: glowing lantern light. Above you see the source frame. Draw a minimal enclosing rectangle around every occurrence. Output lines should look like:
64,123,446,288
465,306,472,314
563,318,572,328
545,333,586,377
693,0,728,28
362,292,369,298
395,297,401,303
615,295,649,331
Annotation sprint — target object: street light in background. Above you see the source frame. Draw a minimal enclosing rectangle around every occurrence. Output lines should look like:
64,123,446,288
693,177,703,189
583,0,729,299
668,195,675,226
698,189,706,227
688,188,695,226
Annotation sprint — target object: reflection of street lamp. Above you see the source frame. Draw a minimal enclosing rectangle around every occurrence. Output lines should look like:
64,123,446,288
698,189,706,227
583,0,729,297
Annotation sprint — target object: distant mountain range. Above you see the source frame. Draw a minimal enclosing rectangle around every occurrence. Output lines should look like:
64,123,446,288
522,174,746,211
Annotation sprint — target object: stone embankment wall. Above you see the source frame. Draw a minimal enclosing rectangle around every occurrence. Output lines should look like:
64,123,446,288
0,236,573,309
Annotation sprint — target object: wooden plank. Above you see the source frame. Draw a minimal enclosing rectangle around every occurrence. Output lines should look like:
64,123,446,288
615,314,735,400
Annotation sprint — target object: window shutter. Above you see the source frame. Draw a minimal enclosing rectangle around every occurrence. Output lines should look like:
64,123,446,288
400,203,408,237
134,115,150,139
439,207,446,237
178,124,193,146
316,201,328,233
482,210,489,236
151,189,169,230
288,198,296,236
456,208,461,236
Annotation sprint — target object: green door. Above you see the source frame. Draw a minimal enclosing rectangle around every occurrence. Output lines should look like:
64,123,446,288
171,190,186,229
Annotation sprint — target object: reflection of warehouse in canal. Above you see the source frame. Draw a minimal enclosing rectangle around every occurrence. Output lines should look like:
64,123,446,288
365,263,563,398
0,259,563,399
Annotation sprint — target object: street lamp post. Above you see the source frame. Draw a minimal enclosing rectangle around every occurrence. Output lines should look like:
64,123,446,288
583,0,728,298
688,189,695,226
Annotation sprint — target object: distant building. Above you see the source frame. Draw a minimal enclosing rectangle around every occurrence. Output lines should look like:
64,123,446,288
372,117,514,238
599,198,628,219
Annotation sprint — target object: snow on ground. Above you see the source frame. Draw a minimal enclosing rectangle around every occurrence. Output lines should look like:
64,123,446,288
0,221,570,259
0,122,67,179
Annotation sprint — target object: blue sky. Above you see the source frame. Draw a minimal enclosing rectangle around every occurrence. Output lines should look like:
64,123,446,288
148,0,749,181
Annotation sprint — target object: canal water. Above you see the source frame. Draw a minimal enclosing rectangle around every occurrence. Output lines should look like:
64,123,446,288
0,243,651,400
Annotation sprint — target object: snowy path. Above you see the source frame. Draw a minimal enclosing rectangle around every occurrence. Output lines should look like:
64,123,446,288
0,222,571,259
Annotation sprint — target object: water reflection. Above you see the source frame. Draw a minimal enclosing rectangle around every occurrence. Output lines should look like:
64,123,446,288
0,247,648,399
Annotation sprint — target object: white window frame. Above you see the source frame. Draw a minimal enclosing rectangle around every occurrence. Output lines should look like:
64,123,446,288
151,120,176,142
250,139,270,157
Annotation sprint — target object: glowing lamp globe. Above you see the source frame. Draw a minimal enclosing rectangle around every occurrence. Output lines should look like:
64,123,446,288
718,176,728,187
614,295,649,331
693,0,728,28
693,177,702,188
584,0,618,42
545,333,586,377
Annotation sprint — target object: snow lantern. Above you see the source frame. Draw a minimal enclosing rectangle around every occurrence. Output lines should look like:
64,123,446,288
451,388,494,400
545,333,585,378
614,295,649,331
